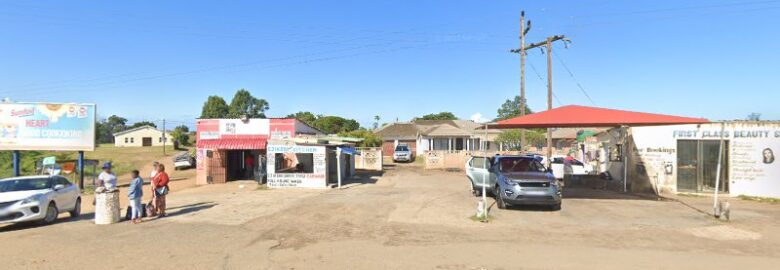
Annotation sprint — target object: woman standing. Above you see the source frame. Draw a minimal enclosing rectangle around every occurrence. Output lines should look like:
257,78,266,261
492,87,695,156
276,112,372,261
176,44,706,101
151,164,170,217
127,170,144,223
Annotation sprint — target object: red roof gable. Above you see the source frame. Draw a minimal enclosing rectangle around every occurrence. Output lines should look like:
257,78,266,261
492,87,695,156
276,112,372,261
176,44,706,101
493,105,709,129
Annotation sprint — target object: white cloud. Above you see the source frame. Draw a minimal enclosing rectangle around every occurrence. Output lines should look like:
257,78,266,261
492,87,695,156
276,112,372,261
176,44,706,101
470,113,489,123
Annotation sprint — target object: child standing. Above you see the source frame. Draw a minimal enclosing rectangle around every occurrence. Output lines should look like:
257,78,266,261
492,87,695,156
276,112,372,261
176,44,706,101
128,170,144,224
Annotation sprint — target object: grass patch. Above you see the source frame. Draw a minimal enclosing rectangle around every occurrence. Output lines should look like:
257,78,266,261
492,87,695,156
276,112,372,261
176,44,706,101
738,195,780,204
1,143,188,179
469,214,495,222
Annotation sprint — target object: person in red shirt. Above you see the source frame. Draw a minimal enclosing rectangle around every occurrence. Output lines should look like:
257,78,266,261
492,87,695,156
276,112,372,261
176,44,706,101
152,164,170,217
245,153,255,179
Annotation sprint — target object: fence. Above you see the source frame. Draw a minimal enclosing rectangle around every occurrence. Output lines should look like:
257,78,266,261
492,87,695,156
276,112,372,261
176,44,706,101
355,147,383,171
422,149,573,171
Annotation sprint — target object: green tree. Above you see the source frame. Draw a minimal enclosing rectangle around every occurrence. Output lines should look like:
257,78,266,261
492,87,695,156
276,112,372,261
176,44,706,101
127,121,157,129
286,111,319,126
373,115,380,130
200,95,230,119
495,129,546,150
312,116,360,134
171,125,191,146
495,95,534,121
414,112,458,121
228,89,269,118
95,115,128,143
338,129,383,147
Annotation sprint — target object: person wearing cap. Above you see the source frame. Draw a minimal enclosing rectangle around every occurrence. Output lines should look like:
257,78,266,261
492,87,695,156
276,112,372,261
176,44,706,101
97,162,117,189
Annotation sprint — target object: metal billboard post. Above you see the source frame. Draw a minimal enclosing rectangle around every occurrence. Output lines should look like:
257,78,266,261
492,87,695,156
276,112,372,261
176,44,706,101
12,150,21,177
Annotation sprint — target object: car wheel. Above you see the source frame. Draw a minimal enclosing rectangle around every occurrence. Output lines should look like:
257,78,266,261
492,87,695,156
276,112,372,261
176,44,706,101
39,202,59,225
471,184,482,197
69,198,82,218
495,186,506,209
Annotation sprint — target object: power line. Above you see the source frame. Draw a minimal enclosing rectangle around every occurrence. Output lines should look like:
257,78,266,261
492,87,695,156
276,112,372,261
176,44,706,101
552,50,596,106
528,62,563,106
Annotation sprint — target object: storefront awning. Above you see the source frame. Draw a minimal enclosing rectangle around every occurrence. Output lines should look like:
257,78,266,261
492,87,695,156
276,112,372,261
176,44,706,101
197,138,267,150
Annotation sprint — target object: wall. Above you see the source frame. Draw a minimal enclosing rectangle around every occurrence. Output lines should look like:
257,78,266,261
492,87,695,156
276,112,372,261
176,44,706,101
355,148,383,171
605,123,780,198
114,128,170,147
423,151,471,170
196,149,226,185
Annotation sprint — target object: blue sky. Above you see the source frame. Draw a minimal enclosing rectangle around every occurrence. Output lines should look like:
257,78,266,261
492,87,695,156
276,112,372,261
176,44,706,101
1,0,778,128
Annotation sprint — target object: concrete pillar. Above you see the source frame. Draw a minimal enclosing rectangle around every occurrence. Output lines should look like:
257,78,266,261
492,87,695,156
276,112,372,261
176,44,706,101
466,139,470,151
448,138,452,152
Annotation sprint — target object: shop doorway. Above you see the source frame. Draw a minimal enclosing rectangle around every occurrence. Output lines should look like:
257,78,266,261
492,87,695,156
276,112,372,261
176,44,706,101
225,150,243,181
677,140,729,193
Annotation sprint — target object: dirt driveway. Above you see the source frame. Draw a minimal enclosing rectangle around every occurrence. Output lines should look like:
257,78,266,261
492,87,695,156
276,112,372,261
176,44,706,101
1,163,779,269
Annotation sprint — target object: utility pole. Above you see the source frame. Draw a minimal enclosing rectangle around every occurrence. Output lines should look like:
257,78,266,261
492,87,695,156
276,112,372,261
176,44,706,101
162,119,166,156
512,35,568,167
519,11,530,151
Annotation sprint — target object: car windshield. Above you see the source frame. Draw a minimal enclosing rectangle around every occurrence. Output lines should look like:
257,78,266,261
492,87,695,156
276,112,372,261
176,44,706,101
498,157,546,173
0,178,52,192
395,146,409,151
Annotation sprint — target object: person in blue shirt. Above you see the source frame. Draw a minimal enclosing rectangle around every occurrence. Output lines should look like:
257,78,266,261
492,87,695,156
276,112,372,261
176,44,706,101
128,170,144,224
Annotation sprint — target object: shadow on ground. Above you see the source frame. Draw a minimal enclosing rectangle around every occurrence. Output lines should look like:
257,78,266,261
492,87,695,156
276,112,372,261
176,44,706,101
164,202,217,217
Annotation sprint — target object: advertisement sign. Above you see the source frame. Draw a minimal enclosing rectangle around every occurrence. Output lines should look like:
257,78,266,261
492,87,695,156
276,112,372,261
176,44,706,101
0,102,96,151
218,119,270,137
267,144,328,188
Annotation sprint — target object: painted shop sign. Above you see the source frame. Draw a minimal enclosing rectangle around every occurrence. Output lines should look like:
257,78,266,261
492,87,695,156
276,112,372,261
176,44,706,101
673,130,780,139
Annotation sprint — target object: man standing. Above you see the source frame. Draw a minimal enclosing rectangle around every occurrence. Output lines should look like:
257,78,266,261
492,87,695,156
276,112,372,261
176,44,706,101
245,152,255,179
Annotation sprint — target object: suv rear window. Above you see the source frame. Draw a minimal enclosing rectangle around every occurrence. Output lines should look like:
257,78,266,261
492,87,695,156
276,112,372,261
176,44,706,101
395,146,409,151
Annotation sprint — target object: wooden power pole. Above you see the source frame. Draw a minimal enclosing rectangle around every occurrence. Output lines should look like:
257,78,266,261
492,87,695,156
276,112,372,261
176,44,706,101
519,11,530,151
512,35,568,167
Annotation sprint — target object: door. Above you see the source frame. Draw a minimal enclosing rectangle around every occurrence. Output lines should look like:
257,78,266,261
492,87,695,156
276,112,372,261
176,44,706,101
701,140,728,192
467,157,489,188
142,137,152,147
677,140,729,192
53,176,77,210
677,140,699,191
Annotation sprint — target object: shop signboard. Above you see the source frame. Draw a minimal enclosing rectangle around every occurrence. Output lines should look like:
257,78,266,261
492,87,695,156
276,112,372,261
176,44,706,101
267,144,327,188
631,123,780,198
0,102,96,151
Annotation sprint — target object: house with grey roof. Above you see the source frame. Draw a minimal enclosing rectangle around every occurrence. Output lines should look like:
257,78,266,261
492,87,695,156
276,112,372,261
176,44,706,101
374,120,502,156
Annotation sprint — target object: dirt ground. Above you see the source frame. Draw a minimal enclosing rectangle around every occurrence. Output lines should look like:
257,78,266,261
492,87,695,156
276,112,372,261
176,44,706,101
1,162,779,270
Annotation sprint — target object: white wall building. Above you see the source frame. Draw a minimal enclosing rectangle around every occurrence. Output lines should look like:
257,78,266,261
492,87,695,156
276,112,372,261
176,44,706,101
113,125,171,147
589,122,780,198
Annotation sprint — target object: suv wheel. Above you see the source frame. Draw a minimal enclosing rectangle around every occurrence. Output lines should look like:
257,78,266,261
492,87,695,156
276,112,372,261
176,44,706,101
70,198,82,218
39,202,59,225
471,184,482,197
494,186,506,209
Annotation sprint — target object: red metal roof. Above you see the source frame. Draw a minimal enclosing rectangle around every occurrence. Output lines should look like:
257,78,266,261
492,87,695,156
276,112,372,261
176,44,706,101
492,105,709,129
196,138,267,150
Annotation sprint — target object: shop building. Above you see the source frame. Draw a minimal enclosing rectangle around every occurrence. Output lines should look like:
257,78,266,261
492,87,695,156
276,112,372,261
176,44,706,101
589,122,780,198
195,118,322,185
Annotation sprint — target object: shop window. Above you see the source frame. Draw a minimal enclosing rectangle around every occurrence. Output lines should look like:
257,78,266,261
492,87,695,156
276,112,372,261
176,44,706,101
274,153,314,173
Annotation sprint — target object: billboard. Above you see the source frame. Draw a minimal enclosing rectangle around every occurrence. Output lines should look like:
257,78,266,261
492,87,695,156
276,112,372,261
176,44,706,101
0,102,96,151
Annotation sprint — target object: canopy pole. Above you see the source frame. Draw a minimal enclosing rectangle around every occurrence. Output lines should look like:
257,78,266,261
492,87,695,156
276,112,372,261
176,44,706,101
622,126,628,193
713,122,725,217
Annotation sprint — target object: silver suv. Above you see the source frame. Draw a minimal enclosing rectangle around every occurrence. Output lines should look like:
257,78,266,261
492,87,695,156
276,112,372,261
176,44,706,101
466,155,561,210
393,145,413,162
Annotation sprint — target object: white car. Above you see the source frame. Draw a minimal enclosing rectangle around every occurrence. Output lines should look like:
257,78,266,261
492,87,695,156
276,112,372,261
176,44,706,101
536,155,592,180
0,175,81,225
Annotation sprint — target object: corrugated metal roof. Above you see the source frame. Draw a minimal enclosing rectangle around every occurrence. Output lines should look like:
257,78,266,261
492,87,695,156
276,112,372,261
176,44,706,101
197,138,267,150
